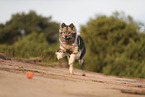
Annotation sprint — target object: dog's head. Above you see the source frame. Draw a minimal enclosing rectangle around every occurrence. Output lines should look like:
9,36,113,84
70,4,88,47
59,23,77,44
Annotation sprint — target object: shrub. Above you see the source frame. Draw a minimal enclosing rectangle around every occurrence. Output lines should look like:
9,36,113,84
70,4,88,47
80,12,145,78
0,32,59,63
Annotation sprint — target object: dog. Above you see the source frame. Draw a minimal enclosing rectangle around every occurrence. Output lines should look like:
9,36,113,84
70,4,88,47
56,23,86,74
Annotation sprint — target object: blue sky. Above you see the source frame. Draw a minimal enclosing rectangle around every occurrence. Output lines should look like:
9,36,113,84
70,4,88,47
0,0,145,31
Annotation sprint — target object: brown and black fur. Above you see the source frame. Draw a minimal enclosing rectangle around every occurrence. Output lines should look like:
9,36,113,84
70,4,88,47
56,23,86,74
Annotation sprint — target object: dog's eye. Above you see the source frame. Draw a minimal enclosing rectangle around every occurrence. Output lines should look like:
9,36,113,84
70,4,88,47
60,32,65,34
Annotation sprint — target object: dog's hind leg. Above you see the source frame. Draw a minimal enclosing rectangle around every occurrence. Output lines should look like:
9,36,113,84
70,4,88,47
79,58,84,69
79,58,86,76
67,55,70,61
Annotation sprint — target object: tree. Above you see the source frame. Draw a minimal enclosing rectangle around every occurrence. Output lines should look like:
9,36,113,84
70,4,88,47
0,11,59,44
80,11,145,78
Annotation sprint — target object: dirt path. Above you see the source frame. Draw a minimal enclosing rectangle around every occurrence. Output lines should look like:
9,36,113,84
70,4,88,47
0,58,145,97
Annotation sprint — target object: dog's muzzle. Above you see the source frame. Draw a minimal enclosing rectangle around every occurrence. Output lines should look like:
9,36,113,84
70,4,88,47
65,36,70,40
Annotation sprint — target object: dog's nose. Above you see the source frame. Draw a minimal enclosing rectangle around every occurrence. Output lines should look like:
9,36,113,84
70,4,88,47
65,36,70,40
65,36,68,39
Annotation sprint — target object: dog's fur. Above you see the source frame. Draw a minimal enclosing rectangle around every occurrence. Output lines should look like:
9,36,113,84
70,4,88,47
56,23,86,74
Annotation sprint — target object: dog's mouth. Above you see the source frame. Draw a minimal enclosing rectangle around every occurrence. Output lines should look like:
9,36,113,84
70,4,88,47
65,37,70,40
61,37,71,44
61,35,75,44
63,38,70,43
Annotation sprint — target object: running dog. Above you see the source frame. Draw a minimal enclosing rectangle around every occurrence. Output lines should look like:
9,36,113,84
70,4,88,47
56,23,86,74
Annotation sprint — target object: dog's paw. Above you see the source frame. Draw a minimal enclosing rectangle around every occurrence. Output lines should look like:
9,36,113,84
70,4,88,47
79,59,83,65
69,54,75,64
56,52,63,60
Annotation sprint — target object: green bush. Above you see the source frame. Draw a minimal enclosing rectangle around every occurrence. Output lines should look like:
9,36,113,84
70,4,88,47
104,35,145,78
80,12,145,78
0,32,59,63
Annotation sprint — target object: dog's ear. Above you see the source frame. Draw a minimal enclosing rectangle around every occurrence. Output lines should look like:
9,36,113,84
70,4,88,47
61,23,67,28
69,23,75,30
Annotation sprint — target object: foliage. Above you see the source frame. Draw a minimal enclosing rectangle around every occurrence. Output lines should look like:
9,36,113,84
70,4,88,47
80,12,145,78
0,32,58,63
0,11,59,44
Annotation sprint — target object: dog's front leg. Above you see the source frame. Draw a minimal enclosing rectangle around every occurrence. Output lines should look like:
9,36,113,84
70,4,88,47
69,54,75,74
69,63,73,74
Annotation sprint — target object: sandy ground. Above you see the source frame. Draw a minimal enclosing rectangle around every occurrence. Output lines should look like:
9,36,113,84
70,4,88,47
0,58,145,97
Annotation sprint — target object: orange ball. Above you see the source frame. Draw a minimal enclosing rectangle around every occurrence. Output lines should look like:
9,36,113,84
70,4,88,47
26,71,33,79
